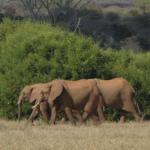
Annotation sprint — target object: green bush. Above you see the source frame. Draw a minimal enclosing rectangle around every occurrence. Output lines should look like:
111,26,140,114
0,19,149,119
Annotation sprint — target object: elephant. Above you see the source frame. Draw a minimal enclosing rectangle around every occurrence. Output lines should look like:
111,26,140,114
95,77,141,122
17,83,50,123
32,79,105,125
24,83,80,123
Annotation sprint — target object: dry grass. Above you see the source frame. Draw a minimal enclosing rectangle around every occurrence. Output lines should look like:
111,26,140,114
0,120,150,150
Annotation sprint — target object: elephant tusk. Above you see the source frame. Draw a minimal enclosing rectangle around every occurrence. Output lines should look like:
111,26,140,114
17,101,21,105
32,102,40,109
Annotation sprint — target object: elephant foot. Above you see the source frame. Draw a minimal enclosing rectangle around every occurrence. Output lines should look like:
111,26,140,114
79,120,84,125
82,112,89,121
119,120,124,123
93,121,101,126
76,119,84,126
140,116,144,122
119,116,125,123
32,122,36,126
135,117,142,122
60,117,67,124
49,121,55,125
100,118,105,123
90,114,101,125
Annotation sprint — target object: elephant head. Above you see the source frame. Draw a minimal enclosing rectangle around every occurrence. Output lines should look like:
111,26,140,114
32,80,64,109
29,80,63,120
17,84,42,120
31,83,51,104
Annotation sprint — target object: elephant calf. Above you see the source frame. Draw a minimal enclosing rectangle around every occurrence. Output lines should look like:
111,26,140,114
17,83,51,123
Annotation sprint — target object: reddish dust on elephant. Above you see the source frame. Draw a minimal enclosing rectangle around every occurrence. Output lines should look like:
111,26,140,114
18,77,141,125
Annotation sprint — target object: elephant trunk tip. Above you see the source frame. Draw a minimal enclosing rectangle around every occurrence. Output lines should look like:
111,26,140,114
18,101,22,121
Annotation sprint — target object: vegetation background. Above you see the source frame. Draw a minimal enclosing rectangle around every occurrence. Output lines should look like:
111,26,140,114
0,0,149,120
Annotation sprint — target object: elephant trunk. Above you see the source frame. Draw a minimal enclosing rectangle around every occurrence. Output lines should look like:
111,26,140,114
27,107,39,123
17,100,22,121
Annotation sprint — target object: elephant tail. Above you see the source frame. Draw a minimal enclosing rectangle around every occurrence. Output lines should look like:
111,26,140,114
132,90,144,120
93,78,105,101
94,78,101,91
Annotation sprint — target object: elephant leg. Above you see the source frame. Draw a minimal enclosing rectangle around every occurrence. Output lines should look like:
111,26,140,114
82,97,96,121
27,107,39,123
119,115,125,123
40,102,50,124
60,112,68,124
97,100,105,123
97,107,105,123
50,106,57,125
60,117,67,124
90,113,100,125
132,110,141,122
122,100,141,122
119,110,126,123
82,112,89,121
72,110,84,124
64,107,76,125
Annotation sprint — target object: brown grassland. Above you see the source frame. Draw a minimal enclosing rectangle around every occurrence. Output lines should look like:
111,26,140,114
0,120,150,150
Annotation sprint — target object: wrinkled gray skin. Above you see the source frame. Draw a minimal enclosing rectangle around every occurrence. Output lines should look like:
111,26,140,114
32,79,105,125
17,83,50,123
96,77,141,122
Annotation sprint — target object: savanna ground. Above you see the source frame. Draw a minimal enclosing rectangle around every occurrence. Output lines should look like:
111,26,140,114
0,120,150,150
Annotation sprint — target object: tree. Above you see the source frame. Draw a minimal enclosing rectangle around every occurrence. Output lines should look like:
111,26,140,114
20,0,91,24
135,0,150,14
20,0,43,20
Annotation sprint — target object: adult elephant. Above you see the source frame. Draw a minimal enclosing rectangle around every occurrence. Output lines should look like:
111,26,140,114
17,83,50,123
95,77,141,122
32,79,105,125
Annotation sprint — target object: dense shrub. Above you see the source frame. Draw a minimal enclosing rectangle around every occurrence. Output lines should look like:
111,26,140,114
0,19,149,119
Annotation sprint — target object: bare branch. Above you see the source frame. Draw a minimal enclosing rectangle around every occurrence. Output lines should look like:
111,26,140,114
74,17,81,33
73,0,83,9
80,0,91,9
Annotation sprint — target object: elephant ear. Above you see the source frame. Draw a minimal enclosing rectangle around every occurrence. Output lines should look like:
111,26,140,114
18,85,34,104
26,86,34,103
48,81,63,106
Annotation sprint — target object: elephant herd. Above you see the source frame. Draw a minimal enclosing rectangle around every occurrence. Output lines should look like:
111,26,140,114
17,77,141,125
